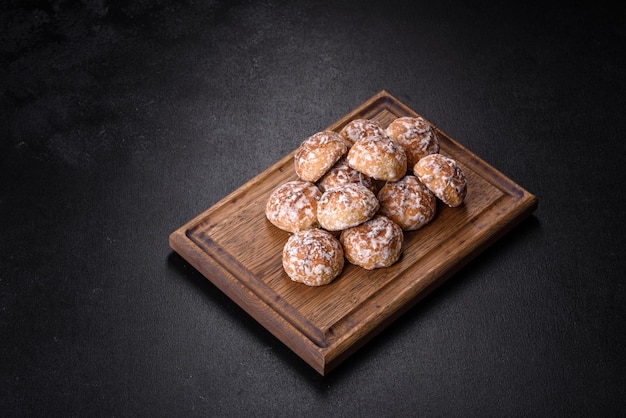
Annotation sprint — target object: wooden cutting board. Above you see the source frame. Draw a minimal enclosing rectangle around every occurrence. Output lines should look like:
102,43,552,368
169,90,538,375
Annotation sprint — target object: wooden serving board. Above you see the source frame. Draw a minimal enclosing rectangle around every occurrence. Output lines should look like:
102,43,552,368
169,90,538,375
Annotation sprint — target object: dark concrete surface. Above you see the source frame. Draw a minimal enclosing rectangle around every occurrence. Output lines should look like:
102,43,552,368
1,0,624,416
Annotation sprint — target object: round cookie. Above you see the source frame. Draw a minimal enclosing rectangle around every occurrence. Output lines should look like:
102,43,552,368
413,153,467,207
265,180,322,233
316,158,376,193
294,131,348,182
346,135,407,181
377,175,437,231
340,215,404,270
385,116,440,168
317,183,379,231
282,229,344,286
339,119,386,148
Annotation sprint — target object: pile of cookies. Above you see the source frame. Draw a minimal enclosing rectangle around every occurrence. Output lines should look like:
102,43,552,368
265,117,467,287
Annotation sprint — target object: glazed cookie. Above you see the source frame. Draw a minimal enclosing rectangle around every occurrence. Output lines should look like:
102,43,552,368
340,215,404,270
413,153,467,207
377,175,437,231
316,183,379,231
346,135,407,181
339,118,386,148
316,158,376,193
385,116,439,168
265,180,322,233
294,131,348,182
282,229,344,286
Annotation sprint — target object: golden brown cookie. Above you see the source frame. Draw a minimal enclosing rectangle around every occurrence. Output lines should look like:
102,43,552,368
317,183,379,231
282,229,344,286
265,180,322,233
316,158,376,193
339,119,386,148
294,131,348,182
340,215,404,270
385,116,440,168
346,136,407,181
377,175,437,230
413,153,467,207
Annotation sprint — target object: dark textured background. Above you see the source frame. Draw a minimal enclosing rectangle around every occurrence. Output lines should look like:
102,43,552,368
1,0,624,416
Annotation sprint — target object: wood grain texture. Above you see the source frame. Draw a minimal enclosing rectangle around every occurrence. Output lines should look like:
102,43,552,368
169,90,538,375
